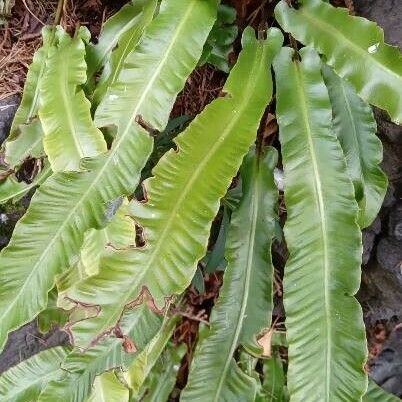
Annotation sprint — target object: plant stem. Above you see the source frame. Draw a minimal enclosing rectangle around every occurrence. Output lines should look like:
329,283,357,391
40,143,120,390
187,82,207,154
54,0,66,26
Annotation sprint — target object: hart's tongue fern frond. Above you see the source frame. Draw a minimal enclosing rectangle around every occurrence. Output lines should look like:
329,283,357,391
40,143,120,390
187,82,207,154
66,27,283,349
0,0,218,353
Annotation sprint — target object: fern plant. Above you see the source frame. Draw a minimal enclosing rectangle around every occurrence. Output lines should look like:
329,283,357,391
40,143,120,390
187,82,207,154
0,0,401,401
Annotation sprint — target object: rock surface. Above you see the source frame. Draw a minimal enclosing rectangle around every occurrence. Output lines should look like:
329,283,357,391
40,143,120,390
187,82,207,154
0,322,69,374
369,326,402,398
0,0,401,396
0,95,19,145
354,0,402,49
353,0,402,396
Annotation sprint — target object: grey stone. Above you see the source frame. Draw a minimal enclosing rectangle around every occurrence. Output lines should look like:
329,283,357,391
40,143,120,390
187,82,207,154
370,326,402,398
376,202,402,288
353,0,402,50
0,321,69,374
362,217,381,265
0,95,19,145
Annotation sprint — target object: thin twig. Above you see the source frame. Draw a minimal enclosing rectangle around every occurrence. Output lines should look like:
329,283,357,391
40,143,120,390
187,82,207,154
54,0,66,25
177,311,210,325
21,0,46,26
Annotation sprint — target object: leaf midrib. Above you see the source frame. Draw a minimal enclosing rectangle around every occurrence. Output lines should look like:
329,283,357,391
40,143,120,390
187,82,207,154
93,40,267,341
300,4,402,82
294,60,331,401
3,369,56,399
2,349,67,399
91,4,146,77
0,1,197,329
59,48,86,162
24,30,56,126
213,161,261,402
107,17,146,90
339,81,366,192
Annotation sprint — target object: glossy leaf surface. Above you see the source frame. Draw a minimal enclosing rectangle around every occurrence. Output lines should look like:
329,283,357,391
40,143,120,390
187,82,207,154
256,355,288,402
91,0,157,104
323,65,387,228
39,27,107,172
0,347,69,402
86,0,157,85
66,28,282,349
57,200,136,310
4,119,44,170
125,315,178,397
363,381,401,402
182,148,279,402
139,345,186,402
39,306,161,402
0,0,216,353
274,47,367,402
0,164,51,204
2,28,53,168
275,0,402,123
86,372,129,402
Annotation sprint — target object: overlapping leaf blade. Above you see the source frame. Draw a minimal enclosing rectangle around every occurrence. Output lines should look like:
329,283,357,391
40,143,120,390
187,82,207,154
2,28,53,168
57,200,136,310
0,0,217,353
86,0,157,85
0,347,69,402
39,305,161,402
275,0,402,123
125,315,179,397
37,288,68,333
139,345,186,402
39,27,107,172
274,47,367,401
363,381,401,402
66,27,280,349
91,0,157,105
256,355,288,402
86,372,129,402
3,119,44,169
322,65,387,228
0,165,51,204
181,147,279,402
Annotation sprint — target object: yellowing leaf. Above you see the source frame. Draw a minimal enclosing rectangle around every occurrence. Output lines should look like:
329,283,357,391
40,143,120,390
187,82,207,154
39,27,107,172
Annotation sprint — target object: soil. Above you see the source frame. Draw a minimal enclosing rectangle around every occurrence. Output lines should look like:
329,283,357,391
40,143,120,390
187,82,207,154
0,0,401,398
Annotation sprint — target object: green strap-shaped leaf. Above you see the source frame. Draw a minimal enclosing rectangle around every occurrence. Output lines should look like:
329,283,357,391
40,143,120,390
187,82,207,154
0,0,216,353
86,0,157,85
139,345,186,402
91,0,157,105
0,177,29,204
39,306,161,402
86,372,129,402
0,347,69,402
322,65,387,228
363,381,401,402
57,200,136,308
273,47,367,401
124,315,179,397
4,119,44,169
39,27,107,172
275,0,402,124
37,287,68,333
181,148,279,402
199,4,238,73
66,27,282,349
256,355,288,402
0,164,51,205
2,28,54,168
